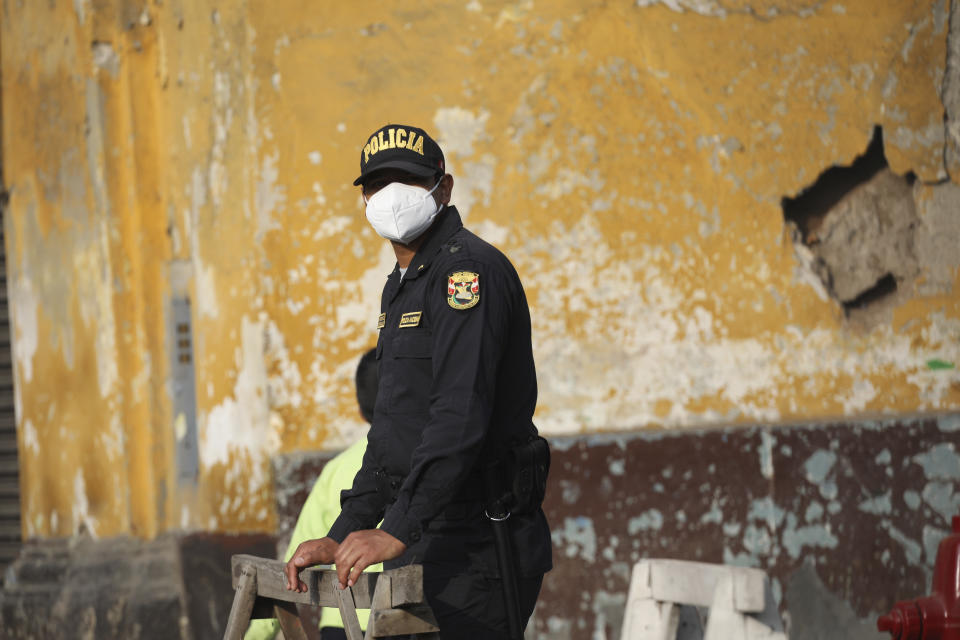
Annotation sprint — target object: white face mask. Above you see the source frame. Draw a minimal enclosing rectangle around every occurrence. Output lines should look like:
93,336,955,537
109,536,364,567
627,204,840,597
364,179,443,244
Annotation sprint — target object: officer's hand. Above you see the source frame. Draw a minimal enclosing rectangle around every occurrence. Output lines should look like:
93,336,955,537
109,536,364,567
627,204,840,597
334,529,406,589
285,537,339,593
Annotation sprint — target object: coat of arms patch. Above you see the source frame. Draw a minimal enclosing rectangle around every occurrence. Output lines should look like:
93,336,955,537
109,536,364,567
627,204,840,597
447,271,480,310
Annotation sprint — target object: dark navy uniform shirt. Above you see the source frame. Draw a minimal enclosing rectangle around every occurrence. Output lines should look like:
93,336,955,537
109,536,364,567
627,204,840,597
327,206,551,577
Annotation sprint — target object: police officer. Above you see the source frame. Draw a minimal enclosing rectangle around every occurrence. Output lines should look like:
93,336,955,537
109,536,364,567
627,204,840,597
285,124,552,638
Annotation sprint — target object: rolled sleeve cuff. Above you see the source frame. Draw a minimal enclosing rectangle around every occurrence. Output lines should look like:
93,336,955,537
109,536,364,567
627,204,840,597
381,506,423,547
327,513,363,543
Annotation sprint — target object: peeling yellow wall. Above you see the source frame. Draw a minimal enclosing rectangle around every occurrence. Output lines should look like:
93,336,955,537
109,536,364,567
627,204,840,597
3,0,958,538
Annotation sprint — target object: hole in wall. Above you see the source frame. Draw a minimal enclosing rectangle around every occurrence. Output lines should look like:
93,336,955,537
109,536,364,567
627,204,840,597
782,125,921,326
782,126,887,245
841,273,897,315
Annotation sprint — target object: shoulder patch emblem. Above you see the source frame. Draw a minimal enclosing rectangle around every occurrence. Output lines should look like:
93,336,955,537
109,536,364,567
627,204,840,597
377,313,386,329
447,271,480,310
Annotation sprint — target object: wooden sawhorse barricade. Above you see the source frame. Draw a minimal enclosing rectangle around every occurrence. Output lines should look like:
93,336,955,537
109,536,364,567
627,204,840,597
223,554,440,640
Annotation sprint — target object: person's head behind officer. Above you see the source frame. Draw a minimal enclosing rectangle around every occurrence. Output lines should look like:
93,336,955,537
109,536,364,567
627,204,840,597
354,124,454,254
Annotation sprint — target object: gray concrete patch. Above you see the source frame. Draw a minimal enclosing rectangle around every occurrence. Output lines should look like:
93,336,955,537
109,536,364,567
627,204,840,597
785,562,880,640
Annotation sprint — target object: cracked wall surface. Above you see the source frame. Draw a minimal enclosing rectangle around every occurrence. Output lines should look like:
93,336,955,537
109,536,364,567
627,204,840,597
276,414,960,640
3,0,960,541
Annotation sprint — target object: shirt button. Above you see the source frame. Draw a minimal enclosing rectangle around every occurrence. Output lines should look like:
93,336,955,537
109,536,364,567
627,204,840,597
410,530,421,542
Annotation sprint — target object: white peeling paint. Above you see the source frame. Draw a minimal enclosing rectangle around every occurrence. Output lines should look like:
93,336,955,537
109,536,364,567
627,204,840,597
332,242,395,334
182,114,193,149
434,107,489,157
190,168,220,319
781,513,838,559
209,71,234,210
256,152,286,239
940,415,960,432
841,378,877,413
470,219,509,247
100,413,124,462
73,471,96,537
200,315,279,492
627,509,664,534
803,450,838,500
264,319,303,409
552,516,597,563
904,490,922,510
805,501,824,522
11,277,38,384
885,522,922,565
69,217,119,399
759,430,775,479
700,501,722,524
913,443,960,480
921,482,960,524
724,547,761,567
748,497,785,528
633,0,798,17
73,0,89,24
742,523,773,555
196,264,220,319
311,215,353,241
858,491,892,515
91,42,118,76
21,419,38,454
433,107,495,218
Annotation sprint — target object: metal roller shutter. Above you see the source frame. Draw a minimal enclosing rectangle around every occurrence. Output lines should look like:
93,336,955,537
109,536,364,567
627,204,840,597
0,210,20,582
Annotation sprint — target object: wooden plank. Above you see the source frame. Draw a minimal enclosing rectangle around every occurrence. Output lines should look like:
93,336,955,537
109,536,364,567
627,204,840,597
274,600,310,640
222,563,258,640
336,586,364,640
231,554,379,609
384,564,423,607
369,605,440,638
364,574,392,640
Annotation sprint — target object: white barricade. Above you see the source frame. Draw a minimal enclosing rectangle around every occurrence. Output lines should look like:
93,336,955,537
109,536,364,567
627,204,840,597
620,559,787,640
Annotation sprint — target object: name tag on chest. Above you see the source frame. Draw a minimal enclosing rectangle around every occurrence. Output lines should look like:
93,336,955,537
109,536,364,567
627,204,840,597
399,311,422,328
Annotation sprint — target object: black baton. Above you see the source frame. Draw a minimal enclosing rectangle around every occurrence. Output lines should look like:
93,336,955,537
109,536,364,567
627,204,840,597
484,472,524,640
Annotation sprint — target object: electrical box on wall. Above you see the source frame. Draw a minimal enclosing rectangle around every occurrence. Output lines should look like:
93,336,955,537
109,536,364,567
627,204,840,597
171,297,198,485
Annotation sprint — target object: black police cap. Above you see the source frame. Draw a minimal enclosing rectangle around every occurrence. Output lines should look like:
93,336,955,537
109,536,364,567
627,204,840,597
353,124,445,186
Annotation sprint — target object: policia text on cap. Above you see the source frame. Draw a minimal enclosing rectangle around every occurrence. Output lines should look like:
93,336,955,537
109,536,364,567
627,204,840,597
283,124,552,639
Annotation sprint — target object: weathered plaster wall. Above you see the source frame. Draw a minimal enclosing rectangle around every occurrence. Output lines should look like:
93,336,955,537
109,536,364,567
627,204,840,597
3,0,960,539
273,414,960,640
